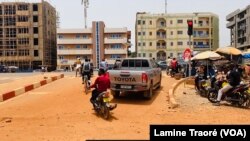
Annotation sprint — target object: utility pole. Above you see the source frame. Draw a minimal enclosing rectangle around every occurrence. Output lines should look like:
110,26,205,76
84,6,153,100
165,0,167,14
81,0,89,28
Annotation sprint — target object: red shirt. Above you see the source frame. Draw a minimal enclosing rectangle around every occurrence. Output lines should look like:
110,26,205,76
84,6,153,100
90,74,110,92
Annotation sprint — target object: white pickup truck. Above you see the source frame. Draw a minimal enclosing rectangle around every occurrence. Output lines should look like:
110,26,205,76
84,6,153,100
108,58,162,99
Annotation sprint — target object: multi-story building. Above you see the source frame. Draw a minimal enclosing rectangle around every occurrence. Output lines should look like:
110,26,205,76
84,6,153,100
0,0,57,71
57,21,131,70
135,12,219,61
226,5,250,50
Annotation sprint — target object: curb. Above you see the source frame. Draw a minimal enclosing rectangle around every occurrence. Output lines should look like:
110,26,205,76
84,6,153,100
0,74,64,102
168,76,193,109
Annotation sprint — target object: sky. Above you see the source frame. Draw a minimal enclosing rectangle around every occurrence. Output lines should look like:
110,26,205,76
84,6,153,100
48,0,250,51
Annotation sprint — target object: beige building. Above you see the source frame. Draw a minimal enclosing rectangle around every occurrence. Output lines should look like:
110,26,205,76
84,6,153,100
0,0,57,71
227,5,250,50
57,21,131,70
135,12,219,61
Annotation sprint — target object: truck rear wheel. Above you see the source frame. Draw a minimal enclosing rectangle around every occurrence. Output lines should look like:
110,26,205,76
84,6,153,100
111,90,120,98
144,84,153,99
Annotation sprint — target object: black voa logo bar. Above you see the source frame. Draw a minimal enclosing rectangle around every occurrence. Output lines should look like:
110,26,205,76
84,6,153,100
150,125,250,141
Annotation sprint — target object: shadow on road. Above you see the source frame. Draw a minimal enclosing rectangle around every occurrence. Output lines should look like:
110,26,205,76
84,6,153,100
110,87,163,105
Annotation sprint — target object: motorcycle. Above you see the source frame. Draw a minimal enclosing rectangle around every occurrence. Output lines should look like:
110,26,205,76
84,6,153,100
195,74,209,97
93,91,117,119
207,81,250,108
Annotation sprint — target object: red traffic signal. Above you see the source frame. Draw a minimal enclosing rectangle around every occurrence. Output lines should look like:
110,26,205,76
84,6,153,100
187,20,193,26
187,20,193,36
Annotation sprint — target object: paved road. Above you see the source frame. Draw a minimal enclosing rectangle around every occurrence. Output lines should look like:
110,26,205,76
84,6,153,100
0,73,249,141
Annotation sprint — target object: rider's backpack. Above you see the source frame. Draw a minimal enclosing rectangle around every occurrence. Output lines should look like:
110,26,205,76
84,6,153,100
83,63,90,72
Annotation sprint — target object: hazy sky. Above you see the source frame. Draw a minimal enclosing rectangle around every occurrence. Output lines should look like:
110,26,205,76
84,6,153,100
49,0,250,51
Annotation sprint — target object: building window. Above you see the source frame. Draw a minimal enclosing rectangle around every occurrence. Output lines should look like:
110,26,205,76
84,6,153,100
111,54,121,58
83,45,88,49
177,19,183,24
33,4,38,11
149,32,152,36
18,4,29,11
34,50,39,57
170,20,173,24
171,42,174,46
142,42,146,46
142,21,145,25
33,27,38,34
177,42,183,45
170,53,173,57
58,46,64,49
58,35,63,39
111,44,122,49
83,35,88,39
177,31,183,35
138,53,141,57
76,45,81,49
187,41,192,45
76,35,81,38
33,16,38,22
149,53,152,57
138,42,141,46
59,56,64,60
18,16,28,22
138,32,141,36
137,20,141,25
143,53,146,57
149,42,152,46
110,34,121,39
149,20,152,25
142,32,145,36
34,38,38,45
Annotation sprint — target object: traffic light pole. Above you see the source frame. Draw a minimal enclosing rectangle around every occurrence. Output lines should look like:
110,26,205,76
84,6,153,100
188,35,191,77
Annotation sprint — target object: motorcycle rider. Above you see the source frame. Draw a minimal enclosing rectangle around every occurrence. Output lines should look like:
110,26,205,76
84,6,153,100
81,58,91,85
213,63,241,106
90,68,117,110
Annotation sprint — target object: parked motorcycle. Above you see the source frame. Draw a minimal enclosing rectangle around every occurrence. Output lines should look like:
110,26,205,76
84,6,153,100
195,73,216,97
93,91,117,119
208,81,250,108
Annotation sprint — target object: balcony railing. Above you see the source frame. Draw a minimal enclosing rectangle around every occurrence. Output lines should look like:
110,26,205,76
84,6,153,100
57,49,92,55
193,34,209,38
57,59,76,65
156,46,166,49
156,35,166,39
104,38,127,44
226,21,235,27
193,45,210,48
104,49,127,54
57,38,92,44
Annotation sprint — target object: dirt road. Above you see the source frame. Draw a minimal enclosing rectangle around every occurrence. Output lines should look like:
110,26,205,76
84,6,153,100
0,73,249,141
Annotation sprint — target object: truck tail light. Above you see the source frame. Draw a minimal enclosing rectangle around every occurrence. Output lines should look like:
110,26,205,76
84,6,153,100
142,73,148,83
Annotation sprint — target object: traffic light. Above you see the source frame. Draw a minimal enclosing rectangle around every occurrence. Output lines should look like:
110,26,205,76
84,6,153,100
187,20,193,36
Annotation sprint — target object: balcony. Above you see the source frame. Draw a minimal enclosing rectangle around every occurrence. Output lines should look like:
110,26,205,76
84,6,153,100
156,46,166,50
57,38,92,44
57,49,92,55
16,22,30,27
193,45,210,48
57,59,76,65
196,23,210,28
156,35,166,40
193,34,209,38
16,11,29,15
226,21,235,28
104,49,127,54
0,56,32,61
104,38,127,44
